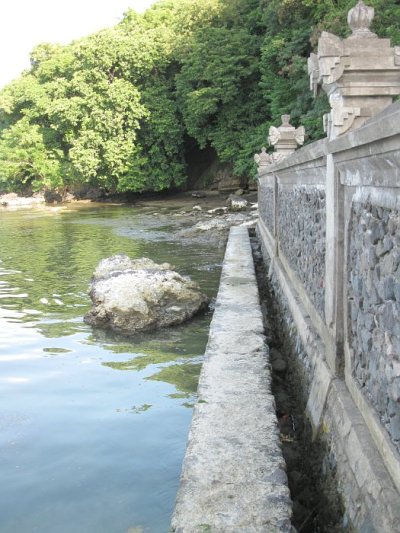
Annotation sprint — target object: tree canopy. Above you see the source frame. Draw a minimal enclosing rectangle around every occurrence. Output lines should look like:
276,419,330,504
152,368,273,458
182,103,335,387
0,0,398,194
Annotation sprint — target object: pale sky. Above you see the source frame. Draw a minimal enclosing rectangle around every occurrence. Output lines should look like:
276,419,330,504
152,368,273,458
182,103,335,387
0,0,157,89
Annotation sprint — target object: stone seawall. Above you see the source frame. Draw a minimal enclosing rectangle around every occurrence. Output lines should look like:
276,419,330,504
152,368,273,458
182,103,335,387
256,101,400,532
171,226,292,532
258,232,400,531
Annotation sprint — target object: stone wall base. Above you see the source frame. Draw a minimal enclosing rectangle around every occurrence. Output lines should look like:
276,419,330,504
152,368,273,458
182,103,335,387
257,223,400,532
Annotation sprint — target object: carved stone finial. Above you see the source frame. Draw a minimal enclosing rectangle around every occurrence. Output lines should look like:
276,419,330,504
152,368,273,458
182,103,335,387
267,115,305,162
254,147,272,173
309,0,400,139
281,115,290,127
347,1,377,39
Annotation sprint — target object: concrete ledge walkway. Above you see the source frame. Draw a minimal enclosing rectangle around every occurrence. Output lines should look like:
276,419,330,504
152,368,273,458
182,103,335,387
171,227,292,533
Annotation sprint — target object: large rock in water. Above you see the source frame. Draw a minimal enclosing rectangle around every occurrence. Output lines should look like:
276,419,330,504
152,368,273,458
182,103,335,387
84,254,209,334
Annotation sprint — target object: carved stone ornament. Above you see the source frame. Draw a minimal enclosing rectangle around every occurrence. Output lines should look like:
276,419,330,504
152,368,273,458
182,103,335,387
308,53,320,97
308,1,400,139
328,97,361,136
316,33,349,88
294,126,305,146
323,113,331,135
395,46,400,67
271,152,288,164
267,115,305,162
347,1,377,39
254,147,272,171
268,126,280,147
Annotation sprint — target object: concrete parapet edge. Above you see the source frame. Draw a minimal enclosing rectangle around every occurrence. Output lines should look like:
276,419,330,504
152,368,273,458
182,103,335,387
171,226,292,533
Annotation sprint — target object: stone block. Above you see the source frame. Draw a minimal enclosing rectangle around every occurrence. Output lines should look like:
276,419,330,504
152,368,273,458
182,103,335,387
388,412,400,443
376,235,394,257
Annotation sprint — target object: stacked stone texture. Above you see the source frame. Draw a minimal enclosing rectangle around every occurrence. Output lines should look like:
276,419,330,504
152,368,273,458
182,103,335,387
348,201,400,450
259,183,274,234
278,185,326,317
258,234,314,396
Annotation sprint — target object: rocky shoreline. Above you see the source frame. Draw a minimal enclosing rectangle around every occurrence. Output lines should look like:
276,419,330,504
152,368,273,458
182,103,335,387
0,189,259,245
0,192,47,208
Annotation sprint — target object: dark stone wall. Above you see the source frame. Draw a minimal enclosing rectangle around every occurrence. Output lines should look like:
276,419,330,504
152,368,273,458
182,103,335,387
255,231,354,531
259,182,274,234
256,227,314,398
278,185,326,317
348,201,400,451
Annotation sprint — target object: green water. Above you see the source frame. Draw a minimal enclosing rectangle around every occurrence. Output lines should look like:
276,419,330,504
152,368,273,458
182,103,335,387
0,203,223,533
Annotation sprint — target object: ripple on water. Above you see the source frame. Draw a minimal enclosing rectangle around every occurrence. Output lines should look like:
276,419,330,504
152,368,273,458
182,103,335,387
0,204,224,532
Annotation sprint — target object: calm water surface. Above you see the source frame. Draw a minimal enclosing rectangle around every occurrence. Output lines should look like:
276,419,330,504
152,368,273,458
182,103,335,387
0,203,223,533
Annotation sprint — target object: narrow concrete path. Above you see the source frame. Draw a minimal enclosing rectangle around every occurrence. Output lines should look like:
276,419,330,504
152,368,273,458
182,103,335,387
171,227,292,532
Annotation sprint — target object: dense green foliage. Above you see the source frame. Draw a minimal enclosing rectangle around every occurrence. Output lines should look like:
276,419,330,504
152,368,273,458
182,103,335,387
0,0,399,193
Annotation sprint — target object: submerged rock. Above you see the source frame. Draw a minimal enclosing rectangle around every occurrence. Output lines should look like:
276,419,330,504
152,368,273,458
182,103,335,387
84,254,209,335
207,206,228,216
190,218,231,233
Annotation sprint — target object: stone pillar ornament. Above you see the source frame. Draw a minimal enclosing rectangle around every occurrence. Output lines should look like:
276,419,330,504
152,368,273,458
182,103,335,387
254,116,305,173
308,1,400,139
268,115,305,163
254,147,272,174
347,0,377,39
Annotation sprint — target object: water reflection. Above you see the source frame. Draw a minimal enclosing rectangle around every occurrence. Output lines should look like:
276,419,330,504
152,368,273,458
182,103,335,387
97,318,209,400
0,204,223,532
147,362,202,395
103,357,202,400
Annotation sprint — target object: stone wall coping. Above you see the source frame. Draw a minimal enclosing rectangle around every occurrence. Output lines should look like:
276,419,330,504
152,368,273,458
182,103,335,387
171,227,292,532
258,138,328,179
258,101,400,189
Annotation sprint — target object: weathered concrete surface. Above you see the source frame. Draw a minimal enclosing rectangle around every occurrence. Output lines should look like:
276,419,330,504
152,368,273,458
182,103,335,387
171,227,292,532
